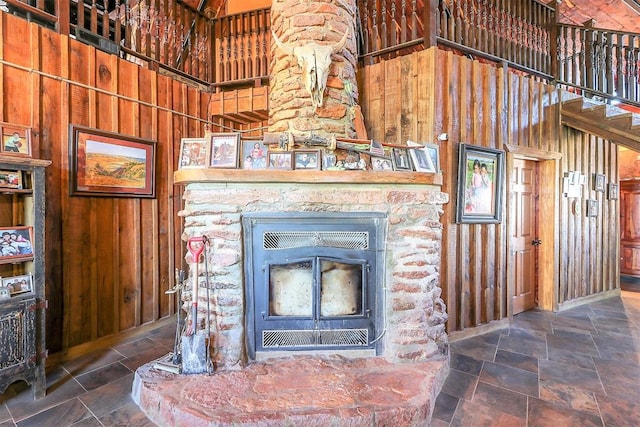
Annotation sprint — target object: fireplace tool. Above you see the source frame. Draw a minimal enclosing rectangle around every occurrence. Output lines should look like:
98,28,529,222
181,236,213,374
152,269,185,374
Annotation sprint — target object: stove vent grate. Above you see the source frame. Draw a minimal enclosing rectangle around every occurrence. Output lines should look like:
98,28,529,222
263,231,369,250
262,329,369,348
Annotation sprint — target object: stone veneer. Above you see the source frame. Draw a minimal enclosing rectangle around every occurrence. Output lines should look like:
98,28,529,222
178,181,449,370
269,0,359,138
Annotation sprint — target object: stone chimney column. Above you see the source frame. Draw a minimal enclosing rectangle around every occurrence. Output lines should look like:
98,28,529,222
269,0,358,139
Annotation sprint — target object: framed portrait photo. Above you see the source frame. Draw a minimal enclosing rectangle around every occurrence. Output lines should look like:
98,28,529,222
392,148,413,171
608,183,619,200
293,150,321,170
0,123,32,157
456,144,505,224
268,151,293,170
409,147,436,172
69,125,156,198
210,133,240,168
241,140,268,170
0,226,34,263
0,170,23,189
371,156,393,171
179,138,211,169
593,173,606,192
2,273,33,296
586,199,599,217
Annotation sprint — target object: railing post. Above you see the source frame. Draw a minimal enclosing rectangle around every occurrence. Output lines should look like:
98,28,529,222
549,1,561,83
423,0,437,48
56,0,69,35
583,18,596,96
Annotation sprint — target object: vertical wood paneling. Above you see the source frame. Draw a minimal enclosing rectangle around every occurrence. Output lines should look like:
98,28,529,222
0,14,207,353
360,46,620,333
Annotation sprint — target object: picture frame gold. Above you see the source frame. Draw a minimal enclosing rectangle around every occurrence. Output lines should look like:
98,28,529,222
210,133,241,168
0,122,32,157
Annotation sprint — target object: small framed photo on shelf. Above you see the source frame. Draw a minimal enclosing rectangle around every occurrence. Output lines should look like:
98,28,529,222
392,148,413,171
0,170,23,189
0,122,32,157
178,138,210,169
210,133,240,168
586,199,599,217
408,146,436,172
2,274,33,295
241,140,268,170
293,150,321,170
371,156,393,171
608,183,619,200
0,226,33,262
268,151,293,170
425,143,440,172
592,173,606,192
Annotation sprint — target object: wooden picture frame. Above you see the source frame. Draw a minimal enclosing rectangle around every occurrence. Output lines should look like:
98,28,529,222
0,170,23,189
371,156,393,171
425,143,440,172
608,183,619,200
593,173,606,192
456,144,505,224
293,150,321,170
2,273,33,296
241,140,268,170
178,138,211,169
392,148,413,171
0,122,32,157
586,199,599,217
0,226,34,263
268,151,293,170
69,125,156,198
210,133,240,168
409,146,436,172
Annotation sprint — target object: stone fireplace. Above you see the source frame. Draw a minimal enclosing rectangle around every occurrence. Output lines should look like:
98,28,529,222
174,177,449,369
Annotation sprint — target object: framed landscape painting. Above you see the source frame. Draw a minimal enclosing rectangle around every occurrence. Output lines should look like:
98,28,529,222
69,125,156,198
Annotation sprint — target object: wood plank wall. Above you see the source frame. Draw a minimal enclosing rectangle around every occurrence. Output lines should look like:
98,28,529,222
359,47,620,333
1,14,209,353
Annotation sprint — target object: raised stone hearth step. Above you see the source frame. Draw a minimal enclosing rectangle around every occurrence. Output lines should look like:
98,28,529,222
133,355,448,426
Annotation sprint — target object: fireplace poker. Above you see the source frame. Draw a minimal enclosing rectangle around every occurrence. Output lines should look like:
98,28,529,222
181,236,209,374
152,269,184,374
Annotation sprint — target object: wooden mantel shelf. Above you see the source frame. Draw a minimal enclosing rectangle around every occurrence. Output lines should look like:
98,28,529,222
174,169,443,185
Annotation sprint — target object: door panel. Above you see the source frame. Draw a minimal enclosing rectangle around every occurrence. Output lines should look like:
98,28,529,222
512,158,538,314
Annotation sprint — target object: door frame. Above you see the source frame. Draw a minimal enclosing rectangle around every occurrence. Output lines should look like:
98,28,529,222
504,144,562,314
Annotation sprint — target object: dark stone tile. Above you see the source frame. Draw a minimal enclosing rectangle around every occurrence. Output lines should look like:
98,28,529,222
0,403,9,423
528,397,603,427
69,417,103,427
431,392,458,423
596,392,640,426
97,401,157,426
591,317,638,334
472,381,528,418
449,353,483,376
494,350,538,373
3,369,87,422
588,296,626,313
546,330,599,357
547,346,596,371
440,369,478,400
427,418,449,427
120,345,173,372
61,348,125,377
497,332,547,359
75,362,133,392
479,361,539,397
114,337,164,358
551,315,596,332
450,398,525,427
510,317,553,334
539,381,599,415
539,359,604,394
449,338,496,362
15,398,91,427
591,307,631,321
601,382,640,404
593,357,640,390
79,374,135,419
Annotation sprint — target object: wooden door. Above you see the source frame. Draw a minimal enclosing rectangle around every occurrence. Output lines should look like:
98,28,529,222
511,158,539,314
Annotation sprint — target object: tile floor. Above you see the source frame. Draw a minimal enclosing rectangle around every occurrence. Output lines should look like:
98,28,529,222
1,291,639,426
430,290,640,426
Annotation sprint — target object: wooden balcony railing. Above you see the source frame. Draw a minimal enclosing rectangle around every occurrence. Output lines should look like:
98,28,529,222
2,0,640,108
557,21,640,107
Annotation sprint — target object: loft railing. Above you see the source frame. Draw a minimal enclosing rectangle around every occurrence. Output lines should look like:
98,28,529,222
2,0,639,108
557,21,640,107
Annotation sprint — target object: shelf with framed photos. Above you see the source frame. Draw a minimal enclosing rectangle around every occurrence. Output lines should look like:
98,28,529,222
0,154,51,400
